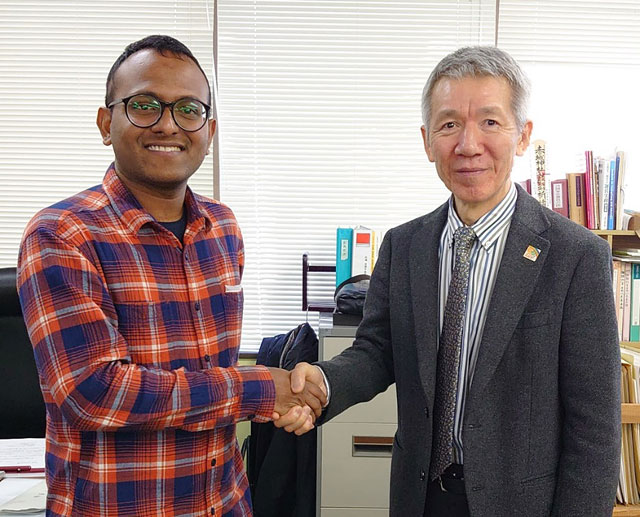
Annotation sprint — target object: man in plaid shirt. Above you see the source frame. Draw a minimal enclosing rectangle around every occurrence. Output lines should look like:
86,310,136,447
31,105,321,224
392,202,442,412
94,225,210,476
17,35,324,516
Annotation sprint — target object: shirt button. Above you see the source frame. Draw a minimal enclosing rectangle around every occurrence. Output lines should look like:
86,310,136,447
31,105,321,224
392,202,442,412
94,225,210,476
210,508,215,515
204,354,211,362
184,252,190,261
247,414,256,420
195,302,201,311
424,407,429,417
420,470,426,481
211,458,216,467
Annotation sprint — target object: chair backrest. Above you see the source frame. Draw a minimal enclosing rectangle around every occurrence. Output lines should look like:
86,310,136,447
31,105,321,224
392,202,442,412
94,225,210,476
0,267,46,438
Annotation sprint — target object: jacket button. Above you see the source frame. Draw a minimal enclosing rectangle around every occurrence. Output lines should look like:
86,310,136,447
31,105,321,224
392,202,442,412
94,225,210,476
424,407,429,417
472,485,484,492
420,470,426,481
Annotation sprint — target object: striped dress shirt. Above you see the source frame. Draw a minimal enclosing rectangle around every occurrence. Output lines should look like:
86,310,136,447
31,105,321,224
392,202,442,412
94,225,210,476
17,165,275,517
438,183,517,464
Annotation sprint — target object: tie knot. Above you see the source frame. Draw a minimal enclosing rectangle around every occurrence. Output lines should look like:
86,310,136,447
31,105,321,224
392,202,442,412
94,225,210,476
454,226,476,246
453,226,476,259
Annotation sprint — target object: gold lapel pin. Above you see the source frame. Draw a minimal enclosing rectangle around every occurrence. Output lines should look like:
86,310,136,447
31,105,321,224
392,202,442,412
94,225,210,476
523,245,541,262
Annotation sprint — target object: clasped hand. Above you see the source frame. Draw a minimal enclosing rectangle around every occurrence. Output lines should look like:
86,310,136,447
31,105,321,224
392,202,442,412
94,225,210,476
267,363,327,435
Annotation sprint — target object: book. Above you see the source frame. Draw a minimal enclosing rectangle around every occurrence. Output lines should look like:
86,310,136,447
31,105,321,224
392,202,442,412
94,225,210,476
566,172,587,226
626,210,640,231
598,156,611,230
551,179,569,217
608,158,618,230
335,227,353,287
517,179,531,195
623,262,632,342
352,225,374,276
631,263,640,342
616,151,627,231
584,151,594,229
614,260,622,333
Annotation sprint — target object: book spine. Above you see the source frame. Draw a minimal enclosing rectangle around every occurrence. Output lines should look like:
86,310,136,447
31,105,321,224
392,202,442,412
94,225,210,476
631,263,640,342
352,226,373,276
335,227,353,286
614,261,622,339
567,172,587,226
592,153,600,229
584,150,594,229
599,157,610,230
616,151,626,231
517,179,531,195
623,262,632,342
608,158,617,230
551,179,569,217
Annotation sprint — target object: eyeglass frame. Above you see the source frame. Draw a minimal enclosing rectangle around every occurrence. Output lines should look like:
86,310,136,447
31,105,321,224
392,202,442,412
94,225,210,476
107,94,213,132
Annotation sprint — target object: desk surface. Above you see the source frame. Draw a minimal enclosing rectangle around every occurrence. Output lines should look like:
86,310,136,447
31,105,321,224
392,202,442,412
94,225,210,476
0,476,45,516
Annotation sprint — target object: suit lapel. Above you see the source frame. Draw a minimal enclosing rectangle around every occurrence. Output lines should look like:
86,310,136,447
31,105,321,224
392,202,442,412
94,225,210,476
469,190,551,400
410,203,448,402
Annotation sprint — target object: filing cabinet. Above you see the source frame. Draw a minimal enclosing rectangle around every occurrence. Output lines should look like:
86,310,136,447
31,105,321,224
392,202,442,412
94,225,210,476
317,326,397,516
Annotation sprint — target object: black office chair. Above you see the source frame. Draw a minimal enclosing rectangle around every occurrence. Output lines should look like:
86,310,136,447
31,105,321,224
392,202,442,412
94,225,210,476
0,267,46,438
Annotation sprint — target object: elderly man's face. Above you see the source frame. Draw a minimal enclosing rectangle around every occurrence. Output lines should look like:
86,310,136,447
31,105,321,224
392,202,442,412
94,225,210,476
421,75,532,224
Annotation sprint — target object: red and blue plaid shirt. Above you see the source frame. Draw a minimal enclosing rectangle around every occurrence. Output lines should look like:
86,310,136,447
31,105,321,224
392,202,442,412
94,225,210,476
17,165,275,516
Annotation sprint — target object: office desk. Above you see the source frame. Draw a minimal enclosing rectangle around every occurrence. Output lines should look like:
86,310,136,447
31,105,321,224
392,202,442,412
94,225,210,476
0,476,45,516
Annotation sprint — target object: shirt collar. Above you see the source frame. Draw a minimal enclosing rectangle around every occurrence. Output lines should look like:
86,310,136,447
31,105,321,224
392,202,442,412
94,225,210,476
102,164,212,235
445,182,517,251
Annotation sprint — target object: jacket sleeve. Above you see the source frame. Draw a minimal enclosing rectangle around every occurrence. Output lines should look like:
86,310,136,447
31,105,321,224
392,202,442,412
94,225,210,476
18,225,275,432
317,231,395,423
552,237,621,515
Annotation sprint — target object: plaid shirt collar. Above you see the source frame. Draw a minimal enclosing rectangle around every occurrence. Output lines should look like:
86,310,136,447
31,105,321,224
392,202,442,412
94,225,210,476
102,163,213,236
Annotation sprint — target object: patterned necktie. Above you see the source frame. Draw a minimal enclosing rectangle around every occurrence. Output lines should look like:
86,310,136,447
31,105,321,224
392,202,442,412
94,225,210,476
430,226,477,481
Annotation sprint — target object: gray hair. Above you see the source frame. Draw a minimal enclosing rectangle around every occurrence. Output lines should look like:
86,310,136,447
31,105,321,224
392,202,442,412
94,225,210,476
421,46,530,133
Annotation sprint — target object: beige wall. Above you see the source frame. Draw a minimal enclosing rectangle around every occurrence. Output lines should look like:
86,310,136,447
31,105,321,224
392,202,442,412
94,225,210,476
237,357,257,453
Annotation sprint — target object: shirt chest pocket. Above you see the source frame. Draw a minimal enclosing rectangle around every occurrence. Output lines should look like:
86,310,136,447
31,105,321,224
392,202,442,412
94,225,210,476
115,301,198,367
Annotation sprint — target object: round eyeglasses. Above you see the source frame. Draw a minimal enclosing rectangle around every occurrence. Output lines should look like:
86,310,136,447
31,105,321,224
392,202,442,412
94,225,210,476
107,94,212,132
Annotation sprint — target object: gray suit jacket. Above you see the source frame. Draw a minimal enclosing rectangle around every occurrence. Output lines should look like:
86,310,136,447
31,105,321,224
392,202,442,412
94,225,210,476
318,185,621,516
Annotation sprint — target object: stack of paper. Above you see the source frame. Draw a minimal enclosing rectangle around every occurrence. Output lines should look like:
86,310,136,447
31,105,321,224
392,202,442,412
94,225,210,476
0,439,45,478
0,479,46,514
618,347,640,504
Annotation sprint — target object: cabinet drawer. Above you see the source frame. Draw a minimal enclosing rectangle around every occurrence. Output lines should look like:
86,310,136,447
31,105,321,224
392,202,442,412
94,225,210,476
322,336,397,424
320,509,388,516
319,422,394,508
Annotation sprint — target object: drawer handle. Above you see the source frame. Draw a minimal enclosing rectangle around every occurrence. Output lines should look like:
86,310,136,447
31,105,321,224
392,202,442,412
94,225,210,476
352,436,394,457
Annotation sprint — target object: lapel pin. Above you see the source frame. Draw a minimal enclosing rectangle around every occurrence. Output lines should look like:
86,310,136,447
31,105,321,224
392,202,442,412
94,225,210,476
523,245,541,262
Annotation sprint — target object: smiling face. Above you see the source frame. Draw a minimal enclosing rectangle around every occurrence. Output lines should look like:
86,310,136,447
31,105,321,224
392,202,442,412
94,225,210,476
421,75,532,224
97,49,215,196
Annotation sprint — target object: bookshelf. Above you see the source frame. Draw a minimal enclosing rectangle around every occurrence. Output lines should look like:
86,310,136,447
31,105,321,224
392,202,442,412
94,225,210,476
594,230,640,516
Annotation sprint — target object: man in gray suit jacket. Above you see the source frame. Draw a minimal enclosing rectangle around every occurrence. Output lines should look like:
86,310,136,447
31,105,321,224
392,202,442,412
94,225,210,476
274,46,620,516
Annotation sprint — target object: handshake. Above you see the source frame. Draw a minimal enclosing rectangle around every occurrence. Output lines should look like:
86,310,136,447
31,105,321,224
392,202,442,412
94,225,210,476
267,362,327,436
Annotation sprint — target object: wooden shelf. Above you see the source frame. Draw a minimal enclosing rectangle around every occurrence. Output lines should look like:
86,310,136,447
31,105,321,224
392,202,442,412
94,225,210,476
593,229,640,250
622,404,640,424
601,230,640,512
613,504,640,516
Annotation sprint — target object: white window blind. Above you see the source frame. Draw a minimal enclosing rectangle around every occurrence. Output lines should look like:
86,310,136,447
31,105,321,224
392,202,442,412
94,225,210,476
498,1,640,198
216,1,496,351
0,1,215,267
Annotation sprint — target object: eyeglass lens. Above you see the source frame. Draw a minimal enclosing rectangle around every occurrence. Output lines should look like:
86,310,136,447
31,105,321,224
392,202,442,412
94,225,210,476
126,94,207,131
